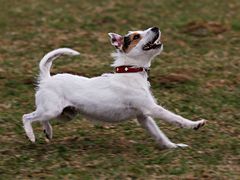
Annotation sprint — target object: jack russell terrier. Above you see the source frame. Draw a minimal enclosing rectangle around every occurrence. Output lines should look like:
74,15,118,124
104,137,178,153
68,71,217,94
23,27,206,149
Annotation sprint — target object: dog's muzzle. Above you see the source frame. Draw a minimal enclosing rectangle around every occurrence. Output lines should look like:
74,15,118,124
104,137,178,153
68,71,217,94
143,27,162,51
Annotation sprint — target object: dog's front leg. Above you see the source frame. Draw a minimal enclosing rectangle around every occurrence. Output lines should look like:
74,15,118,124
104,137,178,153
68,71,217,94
137,115,188,149
146,104,206,130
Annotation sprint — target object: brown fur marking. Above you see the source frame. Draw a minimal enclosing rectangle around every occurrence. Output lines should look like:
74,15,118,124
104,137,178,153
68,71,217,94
123,33,142,53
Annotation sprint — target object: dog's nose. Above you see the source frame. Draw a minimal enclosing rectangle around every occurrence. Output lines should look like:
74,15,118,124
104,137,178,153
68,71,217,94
151,27,159,33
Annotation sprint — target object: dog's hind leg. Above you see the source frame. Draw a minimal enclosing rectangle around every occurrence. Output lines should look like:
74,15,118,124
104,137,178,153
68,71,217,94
42,121,52,140
23,107,62,142
22,111,39,142
137,115,188,149
41,106,78,141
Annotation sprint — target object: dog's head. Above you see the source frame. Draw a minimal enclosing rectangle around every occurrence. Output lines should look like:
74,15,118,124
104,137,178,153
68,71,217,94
108,27,163,61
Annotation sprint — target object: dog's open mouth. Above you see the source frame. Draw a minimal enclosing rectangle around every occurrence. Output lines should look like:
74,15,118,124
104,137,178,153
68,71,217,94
143,33,162,51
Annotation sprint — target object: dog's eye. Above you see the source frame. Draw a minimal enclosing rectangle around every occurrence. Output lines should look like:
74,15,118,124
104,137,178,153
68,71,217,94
133,34,140,40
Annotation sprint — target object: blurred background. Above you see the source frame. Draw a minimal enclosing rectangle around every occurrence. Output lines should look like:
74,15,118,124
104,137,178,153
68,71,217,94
0,0,239,179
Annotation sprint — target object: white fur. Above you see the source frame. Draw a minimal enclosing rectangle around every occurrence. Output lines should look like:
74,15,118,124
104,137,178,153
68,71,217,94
23,27,206,149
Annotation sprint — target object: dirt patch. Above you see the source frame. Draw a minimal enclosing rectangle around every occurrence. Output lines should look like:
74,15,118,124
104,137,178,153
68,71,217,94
204,79,236,91
182,21,228,37
156,73,193,84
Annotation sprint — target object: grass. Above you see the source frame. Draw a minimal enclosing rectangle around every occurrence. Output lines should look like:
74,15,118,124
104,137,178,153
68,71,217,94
0,0,239,179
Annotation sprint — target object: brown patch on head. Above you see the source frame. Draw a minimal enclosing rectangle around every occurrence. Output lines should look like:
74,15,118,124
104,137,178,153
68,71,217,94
122,32,142,53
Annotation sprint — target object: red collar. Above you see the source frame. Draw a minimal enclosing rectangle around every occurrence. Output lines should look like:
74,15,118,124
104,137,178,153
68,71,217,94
115,66,149,73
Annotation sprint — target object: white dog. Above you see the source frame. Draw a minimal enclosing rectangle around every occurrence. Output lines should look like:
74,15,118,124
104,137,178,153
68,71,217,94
23,27,206,149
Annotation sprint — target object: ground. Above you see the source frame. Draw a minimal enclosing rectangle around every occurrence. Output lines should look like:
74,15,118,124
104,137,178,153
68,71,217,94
0,0,239,179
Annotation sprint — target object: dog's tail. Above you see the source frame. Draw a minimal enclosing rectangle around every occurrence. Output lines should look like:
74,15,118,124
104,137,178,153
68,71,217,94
39,48,80,80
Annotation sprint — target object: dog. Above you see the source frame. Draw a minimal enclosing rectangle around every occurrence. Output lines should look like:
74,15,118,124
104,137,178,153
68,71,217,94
23,27,206,149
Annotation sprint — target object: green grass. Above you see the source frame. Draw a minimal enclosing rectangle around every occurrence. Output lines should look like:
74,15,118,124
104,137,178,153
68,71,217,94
0,0,239,179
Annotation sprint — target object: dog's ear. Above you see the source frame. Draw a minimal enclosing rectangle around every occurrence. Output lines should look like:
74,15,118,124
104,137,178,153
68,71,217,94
108,33,123,49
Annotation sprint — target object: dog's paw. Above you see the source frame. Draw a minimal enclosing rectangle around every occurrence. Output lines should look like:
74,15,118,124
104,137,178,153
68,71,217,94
193,119,207,130
44,130,50,139
24,128,36,143
175,143,189,148
23,119,35,143
159,142,189,150
43,129,52,141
